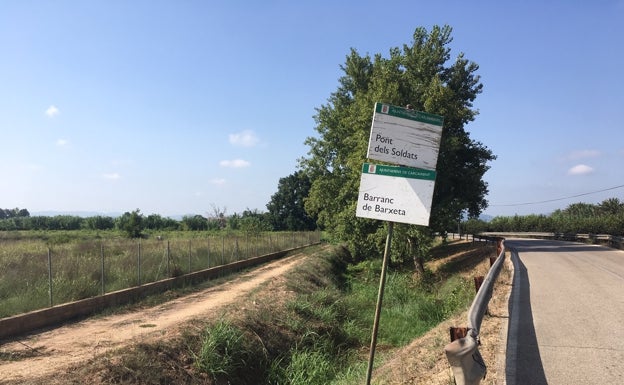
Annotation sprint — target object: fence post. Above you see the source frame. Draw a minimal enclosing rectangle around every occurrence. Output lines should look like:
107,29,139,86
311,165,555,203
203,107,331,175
188,239,192,274
167,240,170,277
101,243,105,295
48,248,53,307
221,235,225,265
207,236,211,268
137,241,141,286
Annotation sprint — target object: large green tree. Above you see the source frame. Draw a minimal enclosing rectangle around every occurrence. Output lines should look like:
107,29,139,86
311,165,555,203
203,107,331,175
300,25,495,260
266,171,317,231
116,209,145,238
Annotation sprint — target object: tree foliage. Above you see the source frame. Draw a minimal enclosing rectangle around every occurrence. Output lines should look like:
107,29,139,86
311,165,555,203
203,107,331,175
239,209,273,233
300,25,495,259
0,207,30,219
116,209,145,238
266,171,317,231
181,215,209,231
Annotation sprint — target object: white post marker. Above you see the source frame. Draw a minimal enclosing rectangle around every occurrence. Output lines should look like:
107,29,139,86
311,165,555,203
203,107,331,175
356,163,436,226
367,103,443,170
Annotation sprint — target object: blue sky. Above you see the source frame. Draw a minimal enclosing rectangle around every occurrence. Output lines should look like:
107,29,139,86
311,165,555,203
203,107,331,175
1,1,623,218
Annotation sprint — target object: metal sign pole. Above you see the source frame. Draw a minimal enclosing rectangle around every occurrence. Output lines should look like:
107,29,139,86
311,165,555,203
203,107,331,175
365,221,394,385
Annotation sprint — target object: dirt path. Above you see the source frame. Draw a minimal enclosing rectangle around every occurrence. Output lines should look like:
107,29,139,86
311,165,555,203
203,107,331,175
0,252,307,384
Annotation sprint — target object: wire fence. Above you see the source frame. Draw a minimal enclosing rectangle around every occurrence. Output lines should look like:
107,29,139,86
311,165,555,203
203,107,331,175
0,231,321,318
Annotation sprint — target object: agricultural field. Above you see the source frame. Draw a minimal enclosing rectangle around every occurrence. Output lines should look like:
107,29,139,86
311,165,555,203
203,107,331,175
0,230,320,319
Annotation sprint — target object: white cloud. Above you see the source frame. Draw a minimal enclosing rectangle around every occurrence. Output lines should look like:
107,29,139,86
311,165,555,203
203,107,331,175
23,163,42,172
564,149,601,161
102,172,121,180
219,159,250,168
229,130,259,147
56,138,69,146
210,178,226,186
45,105,60,118
567,164,594,175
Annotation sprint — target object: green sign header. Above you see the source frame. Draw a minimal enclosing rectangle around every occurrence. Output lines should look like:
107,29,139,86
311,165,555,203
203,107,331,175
375,103,444,127
362,163,436,181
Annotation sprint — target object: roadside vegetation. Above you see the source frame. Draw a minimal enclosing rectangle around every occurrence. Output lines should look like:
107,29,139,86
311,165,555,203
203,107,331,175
464,198,624,235
78,240,494,385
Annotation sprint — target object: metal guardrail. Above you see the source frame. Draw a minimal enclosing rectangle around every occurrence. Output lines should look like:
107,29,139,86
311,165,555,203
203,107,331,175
479,232,624,250
443,231,622,384
444,238,505,385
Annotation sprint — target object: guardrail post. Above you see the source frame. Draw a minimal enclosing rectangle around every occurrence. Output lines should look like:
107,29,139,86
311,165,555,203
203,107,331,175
473,276,484,293
450,327,469,342
489,256,496,267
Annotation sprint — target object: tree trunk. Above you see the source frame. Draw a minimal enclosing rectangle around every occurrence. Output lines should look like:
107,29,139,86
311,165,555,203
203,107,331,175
408,236,425,276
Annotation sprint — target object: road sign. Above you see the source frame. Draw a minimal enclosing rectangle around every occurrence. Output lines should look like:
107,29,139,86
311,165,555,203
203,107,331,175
366,103,443,170
356,163,436,226
361,104,444,385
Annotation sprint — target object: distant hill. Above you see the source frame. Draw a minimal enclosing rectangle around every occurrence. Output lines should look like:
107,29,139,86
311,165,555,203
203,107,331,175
31,211,123,218
30,211,186,220
479,214,494,222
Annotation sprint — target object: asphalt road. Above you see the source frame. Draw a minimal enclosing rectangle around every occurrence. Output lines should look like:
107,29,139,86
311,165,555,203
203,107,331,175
505,239,624,385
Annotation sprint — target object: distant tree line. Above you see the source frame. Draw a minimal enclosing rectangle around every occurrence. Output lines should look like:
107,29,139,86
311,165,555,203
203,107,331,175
0,209,300,235
462,198,624,235
0,173,319,238
0,208,30,219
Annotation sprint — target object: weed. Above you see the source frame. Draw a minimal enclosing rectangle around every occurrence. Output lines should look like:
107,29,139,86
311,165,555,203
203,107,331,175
281,347,336,384
193,319,267,383
194,320,246,377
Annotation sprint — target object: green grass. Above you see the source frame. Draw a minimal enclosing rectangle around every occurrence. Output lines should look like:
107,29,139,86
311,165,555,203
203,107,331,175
187,244,476,384
193,319,267,381
342,261,473,348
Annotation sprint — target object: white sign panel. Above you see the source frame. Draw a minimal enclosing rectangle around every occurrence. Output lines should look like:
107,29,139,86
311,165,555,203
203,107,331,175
356,163,436,226
367,103,444,170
